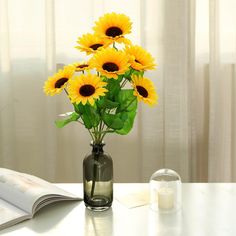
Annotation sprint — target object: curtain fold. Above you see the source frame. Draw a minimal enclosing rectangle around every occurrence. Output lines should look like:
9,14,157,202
0,0,15,169
208,0,221,181
139,0,164,181
187,0,198,182
44,0,57,180
207,0,236,181
161,0,191,181
232,64,236,181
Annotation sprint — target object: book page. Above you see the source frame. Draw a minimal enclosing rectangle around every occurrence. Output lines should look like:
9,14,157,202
0,198,29,230
0,168,80,214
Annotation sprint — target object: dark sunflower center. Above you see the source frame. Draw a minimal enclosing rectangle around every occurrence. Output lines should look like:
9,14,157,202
90,43,103,50
55,77,68,88
106,27,123,37
102,62,119,72
77,64,88,69
79,84,95,97
136,86,148,98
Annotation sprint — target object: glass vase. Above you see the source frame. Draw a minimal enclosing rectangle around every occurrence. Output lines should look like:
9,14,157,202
83,142,113,211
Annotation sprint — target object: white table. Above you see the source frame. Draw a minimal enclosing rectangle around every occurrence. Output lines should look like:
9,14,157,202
1,183,236,236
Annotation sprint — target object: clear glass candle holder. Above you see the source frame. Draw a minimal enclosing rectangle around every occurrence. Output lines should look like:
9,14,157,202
149,168,181,213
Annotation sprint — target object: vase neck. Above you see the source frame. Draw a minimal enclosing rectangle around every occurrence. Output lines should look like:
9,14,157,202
91,142,105,154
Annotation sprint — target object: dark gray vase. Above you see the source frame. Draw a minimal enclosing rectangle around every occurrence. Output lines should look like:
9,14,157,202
83,142,113,211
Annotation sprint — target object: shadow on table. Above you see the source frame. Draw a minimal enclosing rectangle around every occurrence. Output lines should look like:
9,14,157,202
84,208,113,236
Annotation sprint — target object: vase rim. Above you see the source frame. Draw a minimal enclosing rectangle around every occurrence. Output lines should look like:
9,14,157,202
90,141,105,146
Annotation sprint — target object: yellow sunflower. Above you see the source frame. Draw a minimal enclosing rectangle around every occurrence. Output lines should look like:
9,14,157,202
69,62,92,72
89,48,130,79
131,75,158,106
44,66,75,96
125,45,156,71
67,74,107,106
93,12,132,44
75,33,110,55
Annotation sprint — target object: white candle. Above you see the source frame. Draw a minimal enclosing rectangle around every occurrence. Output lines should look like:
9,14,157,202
158,187,174,210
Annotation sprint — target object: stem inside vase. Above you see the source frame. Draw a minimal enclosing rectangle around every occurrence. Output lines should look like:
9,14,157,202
90,153,99,198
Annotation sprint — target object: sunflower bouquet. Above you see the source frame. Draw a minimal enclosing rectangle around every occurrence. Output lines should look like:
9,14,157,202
43,12,158,144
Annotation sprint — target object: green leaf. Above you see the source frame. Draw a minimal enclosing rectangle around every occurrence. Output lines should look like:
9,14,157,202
131,69,144,77
124,69,132,78
116,110,137,135
103,98,119,109
102,113,124,130
113,89,138,134
106,78,121,100
116,89,137,112
117,74,124,82
55,112,80,128
73,104,82,114
120,112,128,121
78,104,100,129
96,97,105,108
104,100,119,109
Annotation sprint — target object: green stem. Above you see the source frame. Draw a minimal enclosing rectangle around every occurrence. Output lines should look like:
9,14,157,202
113,42,118,50
88,129,95,143
97,121,102,143
90,124,108,198
76,120,84,125
93,127,99,143
64,88,69,95
100,129,114,141
121,78,128,88
90,153,99,198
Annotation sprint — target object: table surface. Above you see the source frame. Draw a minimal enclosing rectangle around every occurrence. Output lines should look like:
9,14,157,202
1,183,236,236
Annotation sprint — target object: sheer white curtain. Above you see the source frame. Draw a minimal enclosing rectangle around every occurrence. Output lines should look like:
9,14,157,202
194,0,236,182
0,0,235,182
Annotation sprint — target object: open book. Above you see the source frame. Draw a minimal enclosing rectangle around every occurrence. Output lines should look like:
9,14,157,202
0,168,82,230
